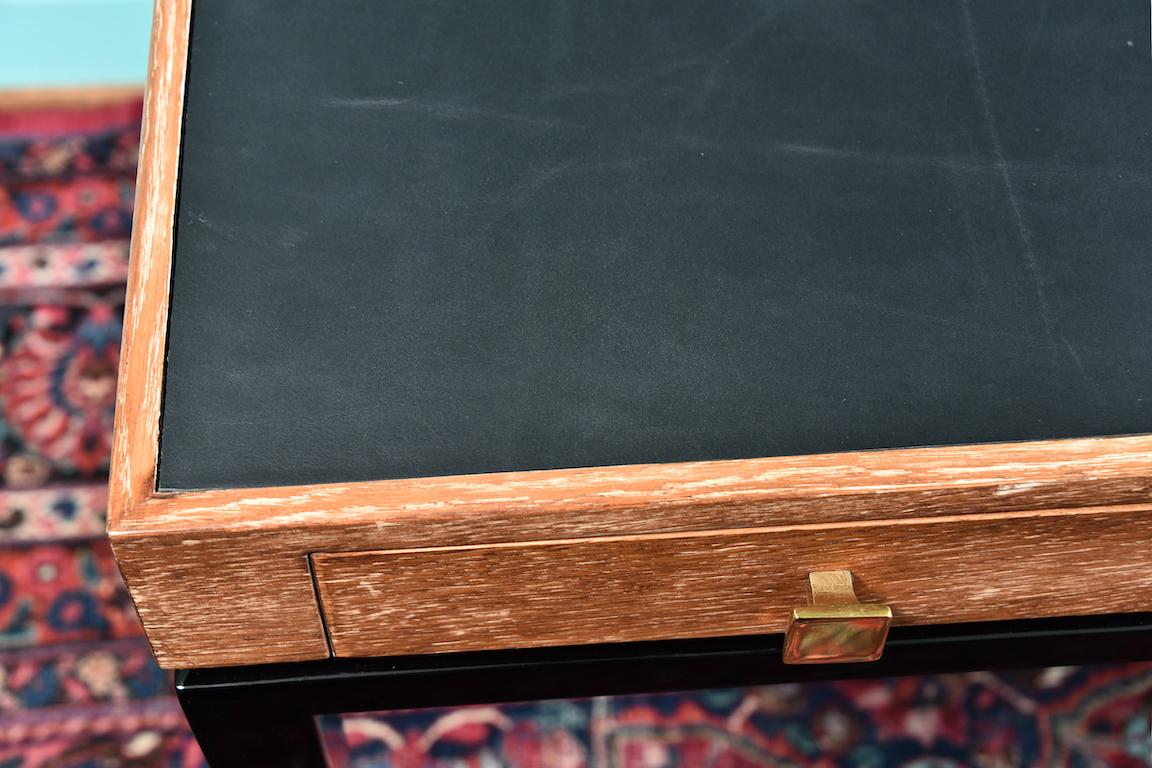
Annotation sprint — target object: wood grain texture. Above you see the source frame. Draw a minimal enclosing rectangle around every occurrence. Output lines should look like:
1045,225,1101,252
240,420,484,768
104,0,331,667
127,435,1152,538
315,503,1152,657
112,536,330,667
115,432,1152,667
105,0,1152,669
108,0,189,530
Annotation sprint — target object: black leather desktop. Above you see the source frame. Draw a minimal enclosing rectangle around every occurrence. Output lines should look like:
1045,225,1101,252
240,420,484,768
159,0,1152,490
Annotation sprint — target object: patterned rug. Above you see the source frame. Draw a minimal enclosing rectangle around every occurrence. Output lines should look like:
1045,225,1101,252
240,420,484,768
2,95,1151,768
1,95,203,768
319,666,1152,767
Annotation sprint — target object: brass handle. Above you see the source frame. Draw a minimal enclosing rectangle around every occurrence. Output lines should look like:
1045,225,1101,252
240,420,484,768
783,571,892,664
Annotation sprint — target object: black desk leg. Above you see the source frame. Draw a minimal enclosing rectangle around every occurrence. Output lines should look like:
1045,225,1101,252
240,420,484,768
175,614,1152,768
177,671,329,768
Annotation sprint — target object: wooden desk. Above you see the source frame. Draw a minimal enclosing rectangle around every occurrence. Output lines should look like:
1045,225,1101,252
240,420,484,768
111,0,1152,671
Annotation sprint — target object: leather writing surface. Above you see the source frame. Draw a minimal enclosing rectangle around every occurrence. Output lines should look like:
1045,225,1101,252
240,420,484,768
159,0,1152,491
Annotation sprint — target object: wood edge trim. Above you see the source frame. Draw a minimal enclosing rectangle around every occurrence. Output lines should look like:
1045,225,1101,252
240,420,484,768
109,498,1152,548
115,433,1152,536
0,85,145,110
156,646,331,670
108,0,190,532
308,500,1152,558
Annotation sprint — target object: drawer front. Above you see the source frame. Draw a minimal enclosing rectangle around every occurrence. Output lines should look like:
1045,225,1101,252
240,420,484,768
313,506,1152,658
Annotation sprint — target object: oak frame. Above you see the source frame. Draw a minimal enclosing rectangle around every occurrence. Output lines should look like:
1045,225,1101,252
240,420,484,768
109,0,1152,669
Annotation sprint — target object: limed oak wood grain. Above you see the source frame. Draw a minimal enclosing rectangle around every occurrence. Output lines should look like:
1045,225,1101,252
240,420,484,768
107,0,185,528
111,436,1152,667
314,504,1152,657
106,0,331,666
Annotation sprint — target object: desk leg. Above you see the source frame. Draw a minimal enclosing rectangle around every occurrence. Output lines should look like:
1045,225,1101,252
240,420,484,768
177,671,329,768
175,614,1152,767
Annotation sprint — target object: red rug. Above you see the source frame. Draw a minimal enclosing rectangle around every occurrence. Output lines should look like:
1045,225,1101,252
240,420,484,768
1,95,204,768
2,94,1151,768
320,665,1152,767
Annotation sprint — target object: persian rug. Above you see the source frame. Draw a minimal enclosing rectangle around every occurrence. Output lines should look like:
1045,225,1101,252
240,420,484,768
319,665,1152,767
3,93,1152,768
0,93,203,768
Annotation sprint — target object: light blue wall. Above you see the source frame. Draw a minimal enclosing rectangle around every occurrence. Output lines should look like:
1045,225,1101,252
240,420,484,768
0,0,152,88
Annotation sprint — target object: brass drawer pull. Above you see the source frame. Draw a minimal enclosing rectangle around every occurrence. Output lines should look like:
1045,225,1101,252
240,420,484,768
783,570,892,664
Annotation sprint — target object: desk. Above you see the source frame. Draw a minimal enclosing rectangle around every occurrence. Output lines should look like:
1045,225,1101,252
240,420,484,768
110,0,1152,761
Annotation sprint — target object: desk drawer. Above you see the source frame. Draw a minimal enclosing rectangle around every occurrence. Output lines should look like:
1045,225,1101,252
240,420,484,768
313,505,1152,658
